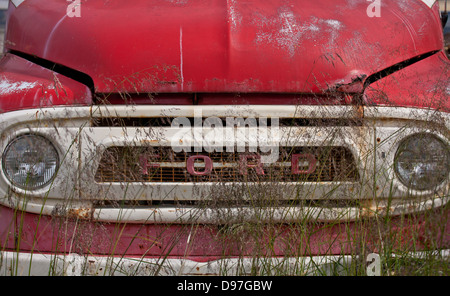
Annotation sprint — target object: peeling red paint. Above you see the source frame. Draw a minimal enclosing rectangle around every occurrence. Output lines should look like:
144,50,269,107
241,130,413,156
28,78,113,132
1,205,448,258
364,51,450,111
0,54,92,113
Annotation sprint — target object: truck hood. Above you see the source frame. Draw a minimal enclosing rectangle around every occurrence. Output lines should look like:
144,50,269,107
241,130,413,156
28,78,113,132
4,0,445,94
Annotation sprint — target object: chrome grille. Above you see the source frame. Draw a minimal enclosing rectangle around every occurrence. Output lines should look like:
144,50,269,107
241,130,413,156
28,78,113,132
95,146,359,183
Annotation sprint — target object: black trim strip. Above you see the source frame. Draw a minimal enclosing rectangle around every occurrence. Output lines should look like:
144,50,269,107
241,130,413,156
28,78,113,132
363,50,439,89
8,50,95,94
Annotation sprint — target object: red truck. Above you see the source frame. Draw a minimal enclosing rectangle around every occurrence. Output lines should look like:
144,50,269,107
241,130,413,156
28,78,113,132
0,0,448,276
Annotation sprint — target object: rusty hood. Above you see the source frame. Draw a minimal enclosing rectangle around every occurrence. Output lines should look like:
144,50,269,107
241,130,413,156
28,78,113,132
4,0,445,94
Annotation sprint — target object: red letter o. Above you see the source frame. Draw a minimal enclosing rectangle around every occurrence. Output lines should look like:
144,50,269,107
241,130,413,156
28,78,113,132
186,155,213,176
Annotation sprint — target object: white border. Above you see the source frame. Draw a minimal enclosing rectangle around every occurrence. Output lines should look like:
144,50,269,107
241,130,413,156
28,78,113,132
10,0,25,8
420,0,437,8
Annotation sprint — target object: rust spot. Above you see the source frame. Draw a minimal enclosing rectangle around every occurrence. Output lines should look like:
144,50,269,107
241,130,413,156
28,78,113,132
140,139,159,143
359,200,378,218
356,105,364,118
67,208,93,220
376,137,381,143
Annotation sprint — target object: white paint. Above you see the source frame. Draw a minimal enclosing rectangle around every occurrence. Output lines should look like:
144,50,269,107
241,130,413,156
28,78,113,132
0,78,37,95
228,0,242,31
254,7,303,57
324,19,343,30
254,7,344,57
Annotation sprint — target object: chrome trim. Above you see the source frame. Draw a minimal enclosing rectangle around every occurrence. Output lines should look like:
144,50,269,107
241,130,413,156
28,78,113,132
0,105,448,223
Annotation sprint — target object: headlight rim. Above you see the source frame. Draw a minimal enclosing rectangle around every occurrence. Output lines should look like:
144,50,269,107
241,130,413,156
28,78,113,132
394,132,449,192
1,133,60,191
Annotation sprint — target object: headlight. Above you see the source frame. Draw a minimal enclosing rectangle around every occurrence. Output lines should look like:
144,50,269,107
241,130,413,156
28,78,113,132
2,134,59,190
394,133,449,191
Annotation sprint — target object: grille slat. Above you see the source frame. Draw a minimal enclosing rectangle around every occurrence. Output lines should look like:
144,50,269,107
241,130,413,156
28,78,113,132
92,117,362,127
95,146,359,183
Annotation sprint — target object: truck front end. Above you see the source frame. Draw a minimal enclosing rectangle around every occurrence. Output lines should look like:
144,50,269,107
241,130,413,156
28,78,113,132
0,0,448,275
